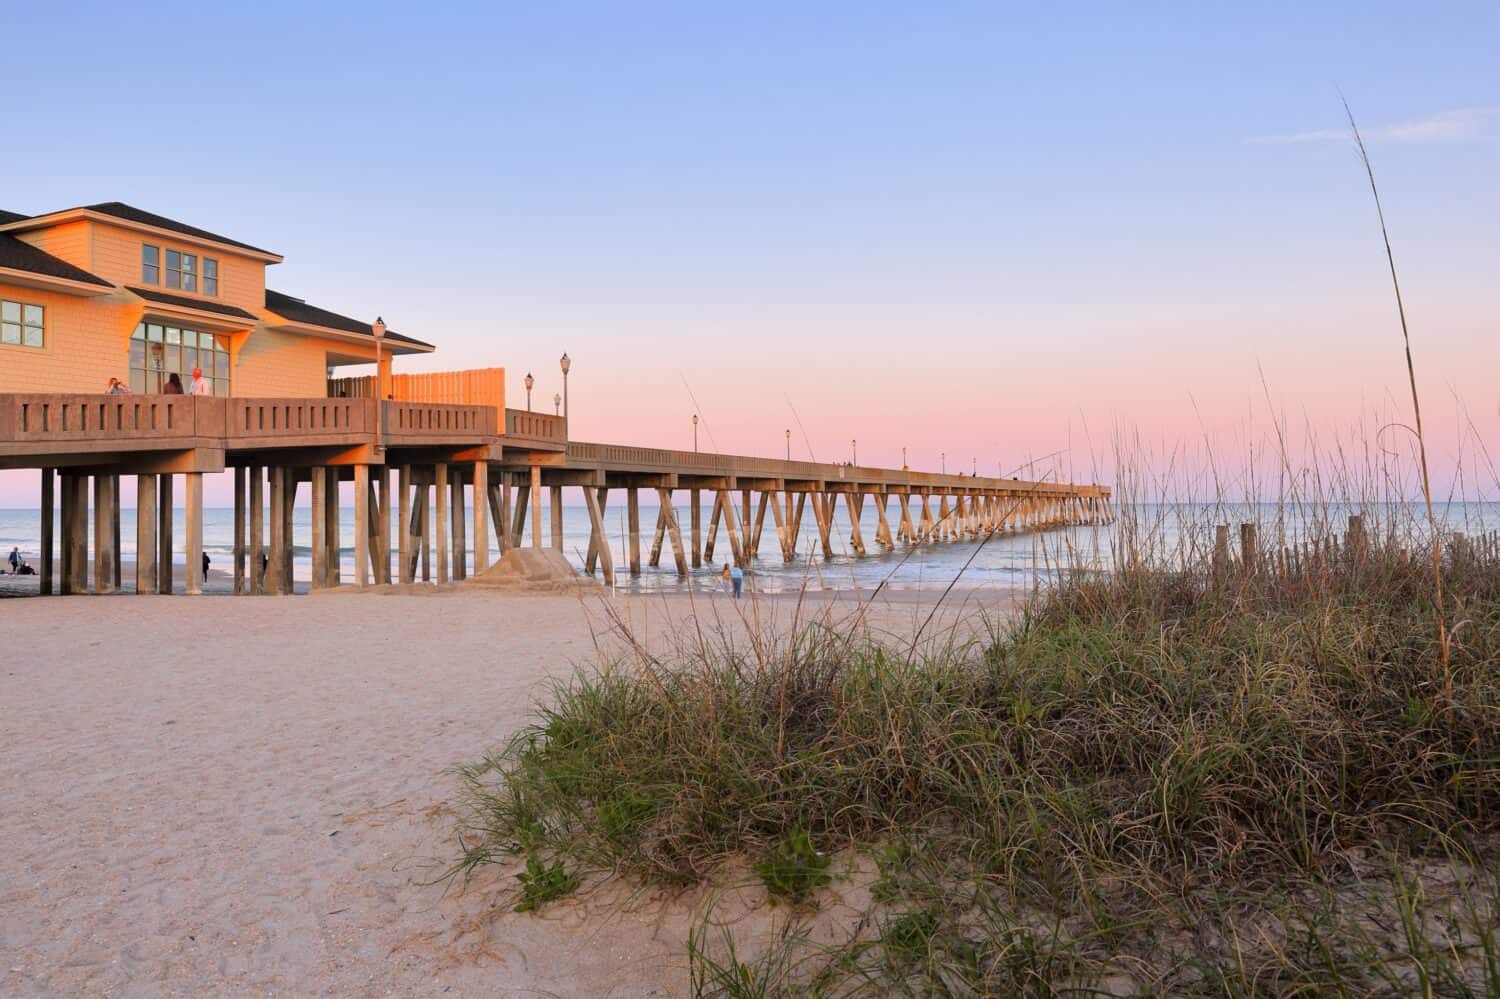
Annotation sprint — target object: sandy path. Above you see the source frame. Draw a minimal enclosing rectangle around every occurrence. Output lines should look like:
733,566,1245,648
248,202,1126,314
0,587,1013,997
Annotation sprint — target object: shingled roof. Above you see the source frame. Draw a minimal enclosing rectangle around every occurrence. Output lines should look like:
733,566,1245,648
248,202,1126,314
84,202,277,256
128,286,259,321
0,234,113,287
265,289,433,349
0,210,29,225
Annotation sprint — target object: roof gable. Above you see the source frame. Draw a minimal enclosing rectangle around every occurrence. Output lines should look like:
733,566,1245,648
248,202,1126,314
0,235,113,287
84,202,276,256
265,289,432,349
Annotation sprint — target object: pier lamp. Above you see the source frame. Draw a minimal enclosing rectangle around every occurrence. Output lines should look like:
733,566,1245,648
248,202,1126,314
692,413,699,452
785,428,791,461
972,457,977,476
941,452,946,475
524,372,534,411
902,446,907,470
372,316,386,452
559,352,571,422
553,392,561,415
851,439,857,465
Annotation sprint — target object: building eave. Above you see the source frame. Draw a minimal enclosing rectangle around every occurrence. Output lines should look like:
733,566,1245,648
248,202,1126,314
0,267,117,298
0,209,285,264
261,314,436,355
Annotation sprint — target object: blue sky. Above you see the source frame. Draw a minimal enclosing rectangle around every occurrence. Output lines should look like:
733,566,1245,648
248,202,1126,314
3,2,1497,498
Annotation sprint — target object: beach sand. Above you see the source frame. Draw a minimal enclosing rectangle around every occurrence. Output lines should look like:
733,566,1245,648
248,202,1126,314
1,585,1017,997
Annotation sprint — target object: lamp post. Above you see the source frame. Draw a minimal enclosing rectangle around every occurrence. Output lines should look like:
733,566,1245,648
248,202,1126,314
851,439,857,465
692,413,699,452
902,446,907,470
972,457,977,477
553,392,561,416
941,452,946,475
785,429,791,461
372,316,385,451
559,352,571,423
524,372,533,412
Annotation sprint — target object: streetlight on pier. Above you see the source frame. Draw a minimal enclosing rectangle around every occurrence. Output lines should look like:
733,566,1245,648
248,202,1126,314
972,457,977,477
692,413,699,452
901,446,907,470
553,392,561,415
559,352,571,423
941,452,946,474
851,439,857,465
785,429,791,461
524,372,534,411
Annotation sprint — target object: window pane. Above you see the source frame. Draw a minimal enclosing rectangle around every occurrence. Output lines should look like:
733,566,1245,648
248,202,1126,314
1,301,18,323
143,264,159,284
1,323,19,344
143,245,159,265
147,324,164,342
182,347,198,376
166,250,181,269
204,259,217,277
182,272,196,292
23,304,42,325
182,254,196,273
214,349,229,377
142,245,159,283
164,344,182,374
204,277,218,296
130,339,145,370
130,370,145,393
22,325,41,347
165,327,181,345
132,323,145,340
214,377,228,397
182,329,198,348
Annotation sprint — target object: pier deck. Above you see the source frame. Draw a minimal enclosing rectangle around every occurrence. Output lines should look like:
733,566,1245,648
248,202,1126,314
0,393,1111,595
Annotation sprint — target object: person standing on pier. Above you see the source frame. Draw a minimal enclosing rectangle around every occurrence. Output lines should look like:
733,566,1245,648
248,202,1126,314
163,373,184,394
190,367,212,396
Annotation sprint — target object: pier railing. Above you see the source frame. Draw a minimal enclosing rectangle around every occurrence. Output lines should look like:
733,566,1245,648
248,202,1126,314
565,441,1104,495
504,408,567,449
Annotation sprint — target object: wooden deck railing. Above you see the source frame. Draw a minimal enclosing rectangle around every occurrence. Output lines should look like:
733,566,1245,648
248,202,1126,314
504,408,566,446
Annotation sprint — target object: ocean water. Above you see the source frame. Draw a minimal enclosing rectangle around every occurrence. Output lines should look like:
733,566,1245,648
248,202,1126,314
2,500,1493,595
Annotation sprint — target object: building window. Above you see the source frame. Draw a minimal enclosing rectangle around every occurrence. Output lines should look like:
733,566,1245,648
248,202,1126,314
0,300,44,348
203,257,218,296
142,244,160,284
130,323,230,395
165,250,198,293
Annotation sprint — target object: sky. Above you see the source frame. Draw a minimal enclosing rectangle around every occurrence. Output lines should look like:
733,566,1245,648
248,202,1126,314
2,2,1497,503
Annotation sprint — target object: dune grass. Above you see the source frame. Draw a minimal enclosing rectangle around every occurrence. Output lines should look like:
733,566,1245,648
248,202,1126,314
449,517,1499,994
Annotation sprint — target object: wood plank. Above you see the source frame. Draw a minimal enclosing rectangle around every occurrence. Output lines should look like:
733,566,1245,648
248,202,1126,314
584,485,614,585
135,472,156,595
184,472,203,595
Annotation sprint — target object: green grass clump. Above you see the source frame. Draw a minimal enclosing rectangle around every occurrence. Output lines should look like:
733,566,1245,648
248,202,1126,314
452,526,1500,992
753,829,831,903
512,855,579,912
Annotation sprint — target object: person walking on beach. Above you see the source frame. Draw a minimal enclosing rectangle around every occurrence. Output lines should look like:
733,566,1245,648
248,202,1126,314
720,563,732,595
202,551,211,583
190,367,212,396
163,373,184,394
7,546,19,574
730,563,744,599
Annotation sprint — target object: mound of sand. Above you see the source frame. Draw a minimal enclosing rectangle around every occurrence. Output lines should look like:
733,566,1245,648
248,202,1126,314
462,547,601,593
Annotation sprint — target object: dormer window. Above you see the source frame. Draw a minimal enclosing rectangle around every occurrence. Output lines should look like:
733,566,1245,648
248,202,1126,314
142,244,160,284
203,258,218,296
166,250,196,292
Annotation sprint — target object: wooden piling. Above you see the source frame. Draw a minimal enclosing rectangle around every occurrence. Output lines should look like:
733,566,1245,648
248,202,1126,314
660,488,689,575
1240,522,1256,575
136,472,156,595
93,474,116,594
627,487,641,575
311,467,328,588
184,473,203,595
529,464,543,549
398,465,412,584
434,463,449,583
356,464,372,587
233,467,246,594
249,467,264,594
452,465,468,580
690,488,702,568
377,465,392,584
39,469,54,595
584,486,614,585
325,468,340,587
151,473,172,594
472,461,488,574
550,484,563,552
717,490,744,567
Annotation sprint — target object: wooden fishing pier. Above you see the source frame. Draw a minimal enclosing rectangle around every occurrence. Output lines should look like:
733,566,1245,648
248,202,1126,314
0,392,1111,595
